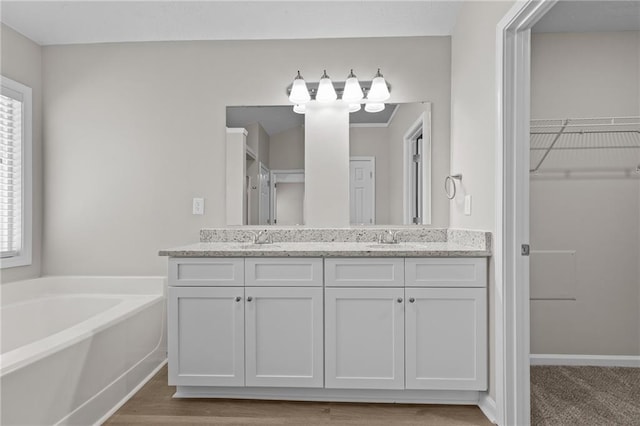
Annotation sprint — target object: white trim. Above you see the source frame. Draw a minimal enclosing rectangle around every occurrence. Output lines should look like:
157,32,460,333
349,122,389,128
245,144,257,161
0,76,33,269
402,106,432,225
495,2,558,425
530,354,640,368
349,156,376,225
226,127,248,136
478,393,498,425
174,386,481,405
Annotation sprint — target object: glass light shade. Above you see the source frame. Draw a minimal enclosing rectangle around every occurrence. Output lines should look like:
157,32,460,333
367,69,390,102
348,103,361,113
293,104,306,114
342,71,363,103
289,72,311,104
316,70,337,103
365,102,385,113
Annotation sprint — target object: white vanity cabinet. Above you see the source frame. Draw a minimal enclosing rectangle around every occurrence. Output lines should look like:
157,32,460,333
168,257,324,388
167,255,488,398
168,286,245,386
405,258,487,391
324,258,405,389
324,257,487,391
405,287,487,390
244,286,323,388
325,287,405,389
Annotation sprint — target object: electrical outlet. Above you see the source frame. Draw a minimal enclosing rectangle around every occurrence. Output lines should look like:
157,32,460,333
464,195,472,216
192,198,204,215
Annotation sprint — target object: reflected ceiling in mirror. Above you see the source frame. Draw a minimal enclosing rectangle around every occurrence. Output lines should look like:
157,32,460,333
226,104,400,133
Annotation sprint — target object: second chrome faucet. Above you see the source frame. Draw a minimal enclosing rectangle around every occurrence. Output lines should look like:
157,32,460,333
378,230,400,244
250,229,273,245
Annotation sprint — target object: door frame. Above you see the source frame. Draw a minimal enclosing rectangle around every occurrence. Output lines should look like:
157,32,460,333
349,156,376,225
403,105,432,225
495,1,557,425
258,162,270,225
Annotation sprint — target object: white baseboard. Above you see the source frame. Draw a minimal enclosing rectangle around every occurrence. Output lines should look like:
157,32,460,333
530,354,640,368
478,393,497,424
175,386,480,405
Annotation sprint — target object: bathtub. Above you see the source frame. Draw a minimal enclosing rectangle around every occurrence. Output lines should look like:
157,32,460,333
1,276,166,425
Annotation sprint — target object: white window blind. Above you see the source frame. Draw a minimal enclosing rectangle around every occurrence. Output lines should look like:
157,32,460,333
1,82,25,260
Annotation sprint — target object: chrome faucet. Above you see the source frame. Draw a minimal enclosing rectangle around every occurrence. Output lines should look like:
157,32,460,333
378,230,400,244
250,229,273,245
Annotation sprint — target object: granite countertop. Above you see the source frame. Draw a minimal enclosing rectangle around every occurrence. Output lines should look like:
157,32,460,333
159,241,491,258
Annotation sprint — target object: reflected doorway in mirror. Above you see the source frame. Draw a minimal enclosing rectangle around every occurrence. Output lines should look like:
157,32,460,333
270,170,305,225
349,157,376,225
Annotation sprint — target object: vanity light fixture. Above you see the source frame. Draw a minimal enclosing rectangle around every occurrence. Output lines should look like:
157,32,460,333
366,68,391,103
364,102,385,113
288,71,311,104
342,69,363,103
286,68,391,114
348,103,362,113
316,70,337,103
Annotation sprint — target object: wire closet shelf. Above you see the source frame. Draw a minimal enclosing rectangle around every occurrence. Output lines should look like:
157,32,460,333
530,116,640,175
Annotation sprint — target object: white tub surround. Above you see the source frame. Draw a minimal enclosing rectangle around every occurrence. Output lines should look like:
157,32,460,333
162,227,490,407
0,276,167,426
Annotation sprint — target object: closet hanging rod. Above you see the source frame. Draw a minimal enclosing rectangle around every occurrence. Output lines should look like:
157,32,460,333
532,130,640,135
531,145,640,151
531,116,640,123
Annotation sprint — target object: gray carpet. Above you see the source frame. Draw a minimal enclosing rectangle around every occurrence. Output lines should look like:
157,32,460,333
531,366,640,425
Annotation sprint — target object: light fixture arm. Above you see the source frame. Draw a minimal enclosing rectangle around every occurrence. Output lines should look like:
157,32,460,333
286,80,391,100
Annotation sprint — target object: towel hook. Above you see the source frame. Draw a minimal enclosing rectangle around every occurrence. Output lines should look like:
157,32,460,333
444,174,463,199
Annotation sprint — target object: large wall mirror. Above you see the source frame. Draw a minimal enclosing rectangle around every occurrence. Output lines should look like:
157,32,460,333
226,102,432,226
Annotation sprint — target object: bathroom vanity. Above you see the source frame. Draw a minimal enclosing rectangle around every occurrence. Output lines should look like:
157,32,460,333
160,228,491,404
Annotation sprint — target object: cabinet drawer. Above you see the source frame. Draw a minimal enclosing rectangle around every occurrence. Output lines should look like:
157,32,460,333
325,258,404,287
405,258,486,287
245,258,323,287
169,258,244,286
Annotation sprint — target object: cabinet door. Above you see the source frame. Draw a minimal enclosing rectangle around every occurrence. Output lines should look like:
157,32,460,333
245,287,323,388
405,287,487,390
325,287,404,389
168,287,244,386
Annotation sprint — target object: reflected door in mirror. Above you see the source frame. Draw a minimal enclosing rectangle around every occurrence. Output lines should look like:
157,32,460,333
350,157,375,225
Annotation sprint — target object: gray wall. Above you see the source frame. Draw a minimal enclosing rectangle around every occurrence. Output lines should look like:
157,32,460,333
530,31,640,356
0,24,43,283
450,0,516,400
269,126,304,170
42,36,452,275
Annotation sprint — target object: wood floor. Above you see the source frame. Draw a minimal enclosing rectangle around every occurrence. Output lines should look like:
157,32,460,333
104,366,492,425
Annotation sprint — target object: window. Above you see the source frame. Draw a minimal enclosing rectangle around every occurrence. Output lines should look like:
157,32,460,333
1,76,32,268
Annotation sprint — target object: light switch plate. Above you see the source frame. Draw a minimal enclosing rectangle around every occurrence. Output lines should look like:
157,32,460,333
464,195,472,216
192,198,205,215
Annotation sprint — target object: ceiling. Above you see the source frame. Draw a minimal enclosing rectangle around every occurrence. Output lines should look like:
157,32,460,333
533,1,640,33
0,1,463,46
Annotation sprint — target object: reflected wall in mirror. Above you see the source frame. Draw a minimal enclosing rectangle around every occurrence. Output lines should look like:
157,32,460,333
226,102,432,226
